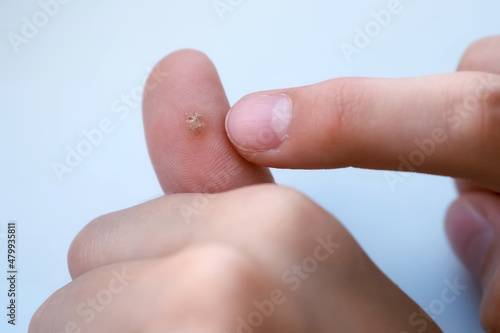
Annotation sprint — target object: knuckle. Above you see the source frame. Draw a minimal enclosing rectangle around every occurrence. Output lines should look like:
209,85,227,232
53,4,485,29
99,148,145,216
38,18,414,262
315,78,366,163
330,77,365,115
67,228,92,279
166,244,258,297
68,196,179,279
450,74,500,159
67,213,114,278
149,245,261,323
483,92,500,144
469,79,500,147
185,244,255,285
119,246,255,331
246,185,332,249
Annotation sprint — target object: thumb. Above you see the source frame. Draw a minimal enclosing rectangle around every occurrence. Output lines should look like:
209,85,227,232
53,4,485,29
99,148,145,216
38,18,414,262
143,49,273,194
446,192,500,331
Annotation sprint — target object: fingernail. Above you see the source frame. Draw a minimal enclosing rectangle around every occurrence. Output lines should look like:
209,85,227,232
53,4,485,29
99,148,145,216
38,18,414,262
226,95,292,152
448,202,494,279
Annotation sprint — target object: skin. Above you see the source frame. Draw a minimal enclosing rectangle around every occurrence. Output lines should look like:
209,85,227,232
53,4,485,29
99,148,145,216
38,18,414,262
29,36,499,332
224,35,500,331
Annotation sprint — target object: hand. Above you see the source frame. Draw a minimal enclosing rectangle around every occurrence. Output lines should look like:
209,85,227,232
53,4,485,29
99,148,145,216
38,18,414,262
225,36,500,331
29,51,442,333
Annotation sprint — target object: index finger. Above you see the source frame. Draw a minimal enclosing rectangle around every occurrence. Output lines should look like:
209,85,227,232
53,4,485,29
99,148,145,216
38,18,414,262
225,72,500,190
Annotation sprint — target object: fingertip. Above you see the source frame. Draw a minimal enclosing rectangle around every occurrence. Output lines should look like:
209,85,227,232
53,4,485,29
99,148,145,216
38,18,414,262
225,94,293,152
143,49,217,108
142,49,273,194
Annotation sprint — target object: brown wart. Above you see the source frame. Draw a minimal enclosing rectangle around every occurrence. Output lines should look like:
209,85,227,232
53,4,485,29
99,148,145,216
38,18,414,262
186,112,204,135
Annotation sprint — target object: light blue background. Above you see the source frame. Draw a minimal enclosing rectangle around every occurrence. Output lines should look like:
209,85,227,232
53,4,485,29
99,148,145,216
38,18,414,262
1,0,499,332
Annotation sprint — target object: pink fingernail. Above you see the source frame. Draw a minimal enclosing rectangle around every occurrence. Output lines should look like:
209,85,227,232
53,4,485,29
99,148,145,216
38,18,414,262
226,95,292,152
